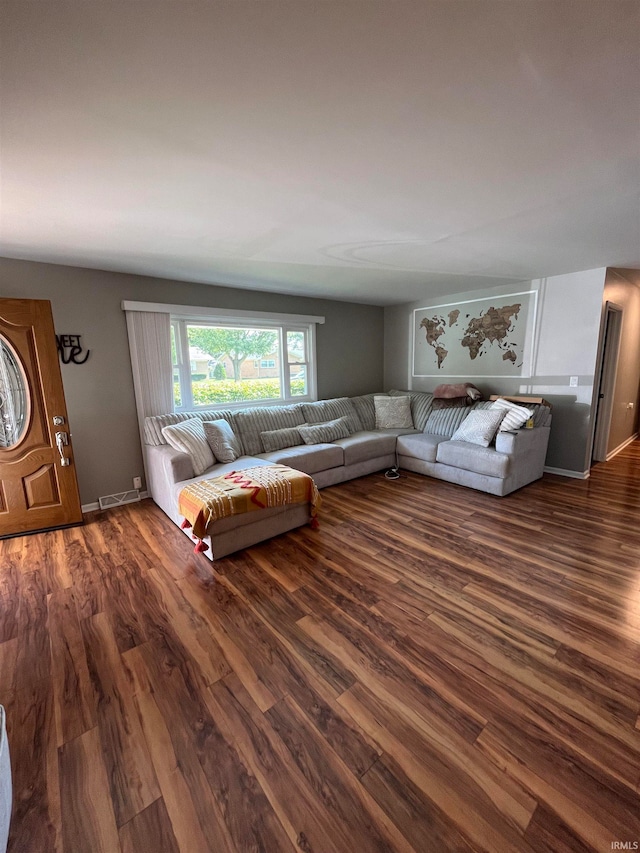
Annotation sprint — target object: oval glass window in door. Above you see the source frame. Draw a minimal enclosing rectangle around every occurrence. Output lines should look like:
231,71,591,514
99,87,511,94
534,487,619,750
0,336,29,448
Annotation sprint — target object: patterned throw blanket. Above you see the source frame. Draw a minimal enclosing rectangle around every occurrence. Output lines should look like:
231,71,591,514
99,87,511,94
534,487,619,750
178,464,321,553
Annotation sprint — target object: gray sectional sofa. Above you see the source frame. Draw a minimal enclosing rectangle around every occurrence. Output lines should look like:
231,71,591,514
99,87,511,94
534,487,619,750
142,390,551,558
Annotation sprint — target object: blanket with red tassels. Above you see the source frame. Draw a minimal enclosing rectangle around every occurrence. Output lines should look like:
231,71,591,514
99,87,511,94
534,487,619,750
178,464,321,553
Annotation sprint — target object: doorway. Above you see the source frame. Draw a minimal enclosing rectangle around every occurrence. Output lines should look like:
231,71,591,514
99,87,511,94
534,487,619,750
591,302,623,464
0,298,82,537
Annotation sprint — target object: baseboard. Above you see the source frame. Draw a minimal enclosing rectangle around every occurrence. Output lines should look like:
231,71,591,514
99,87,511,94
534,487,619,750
82,491,149,514
543,467,590,480
605,432,638,461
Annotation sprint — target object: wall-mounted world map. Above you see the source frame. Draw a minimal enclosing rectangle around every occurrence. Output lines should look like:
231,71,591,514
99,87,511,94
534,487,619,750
412,291,537,378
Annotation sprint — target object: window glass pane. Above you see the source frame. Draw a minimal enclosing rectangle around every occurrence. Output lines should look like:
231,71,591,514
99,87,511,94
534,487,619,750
186,324,281,405
287,331,307,396
0,337,28,448
172,367,182,407
287,331,306,363
170,325,182,407
290,364,307,397
170,325,179,366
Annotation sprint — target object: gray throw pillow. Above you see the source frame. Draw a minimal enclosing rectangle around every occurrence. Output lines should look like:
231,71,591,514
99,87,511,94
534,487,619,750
450,409,506,446
298,416,351,445
374,395,413,429
388,390,434,431
203,419,242,463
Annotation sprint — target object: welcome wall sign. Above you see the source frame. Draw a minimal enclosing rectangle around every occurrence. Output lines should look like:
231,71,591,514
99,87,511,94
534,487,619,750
56,334,90,365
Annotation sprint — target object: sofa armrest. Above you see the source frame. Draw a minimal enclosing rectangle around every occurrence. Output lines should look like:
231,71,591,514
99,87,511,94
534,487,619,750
144,443,195,522
495,426,550,456
146,443,194,487
164,447,194,483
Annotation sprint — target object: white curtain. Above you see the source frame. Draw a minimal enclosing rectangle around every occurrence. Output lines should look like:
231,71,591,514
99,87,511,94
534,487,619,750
125,310,173,419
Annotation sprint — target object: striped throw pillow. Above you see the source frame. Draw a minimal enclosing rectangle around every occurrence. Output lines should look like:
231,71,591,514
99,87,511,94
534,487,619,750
298,416,351,445
162,418,214,476
260,425,306,453
490,398,533,431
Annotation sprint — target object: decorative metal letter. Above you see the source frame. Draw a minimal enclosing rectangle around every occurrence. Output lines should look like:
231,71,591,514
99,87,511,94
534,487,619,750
56,335,90,365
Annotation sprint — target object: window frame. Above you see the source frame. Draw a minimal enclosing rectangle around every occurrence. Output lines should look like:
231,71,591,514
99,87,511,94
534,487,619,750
169,308,321,412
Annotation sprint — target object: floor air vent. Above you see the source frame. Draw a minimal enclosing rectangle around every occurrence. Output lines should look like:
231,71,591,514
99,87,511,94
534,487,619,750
98,489,141,510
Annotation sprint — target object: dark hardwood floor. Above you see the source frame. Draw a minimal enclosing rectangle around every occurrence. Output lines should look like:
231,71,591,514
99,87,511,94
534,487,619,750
2,443,640,852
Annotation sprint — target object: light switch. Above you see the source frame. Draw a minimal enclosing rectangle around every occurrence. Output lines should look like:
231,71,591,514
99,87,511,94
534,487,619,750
569,376,578,387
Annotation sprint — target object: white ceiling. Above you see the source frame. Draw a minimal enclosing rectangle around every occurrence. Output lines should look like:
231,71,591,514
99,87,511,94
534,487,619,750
1,1,639,305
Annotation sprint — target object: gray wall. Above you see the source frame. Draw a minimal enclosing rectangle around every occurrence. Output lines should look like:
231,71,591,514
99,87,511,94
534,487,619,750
384,269,607,474
0,257,384,504
603,268,640,455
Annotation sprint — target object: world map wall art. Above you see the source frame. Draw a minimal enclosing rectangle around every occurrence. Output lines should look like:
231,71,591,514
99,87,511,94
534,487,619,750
412,290,538,378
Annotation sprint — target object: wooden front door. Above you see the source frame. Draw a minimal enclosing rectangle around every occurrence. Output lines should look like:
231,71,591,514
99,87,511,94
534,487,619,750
0,298,82,536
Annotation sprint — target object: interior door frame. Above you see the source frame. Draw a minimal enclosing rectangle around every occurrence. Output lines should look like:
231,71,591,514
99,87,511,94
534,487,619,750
590,301,623,464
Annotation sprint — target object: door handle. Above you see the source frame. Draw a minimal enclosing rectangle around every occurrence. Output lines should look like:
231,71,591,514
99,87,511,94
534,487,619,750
55,431,70,467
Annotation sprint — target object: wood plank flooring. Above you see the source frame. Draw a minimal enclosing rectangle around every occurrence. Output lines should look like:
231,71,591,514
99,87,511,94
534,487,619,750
3,444,640,852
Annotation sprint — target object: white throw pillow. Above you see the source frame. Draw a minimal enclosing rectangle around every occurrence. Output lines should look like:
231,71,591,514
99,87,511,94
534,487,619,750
162,418,214,476
203,419,242,464
374,395,413,429
490,398,533,431
450,409,506,446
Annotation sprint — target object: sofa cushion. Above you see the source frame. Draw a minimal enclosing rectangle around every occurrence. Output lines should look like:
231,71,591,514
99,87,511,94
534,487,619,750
302,398,362,434
388,390,434,431
374,395,413,429
260,425,305,452
333,430,398,465
450,409,505,447
258,443,344,474
423,406,471,437
299,417,351,444
396,433,450,463
233,405,306,456
436,440,511,478
203,419,242,463
350,393,383,431
162,418,214,476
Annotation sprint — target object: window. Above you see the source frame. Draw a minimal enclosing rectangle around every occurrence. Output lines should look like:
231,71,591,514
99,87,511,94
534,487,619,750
171,324,181,407
171,311,319,411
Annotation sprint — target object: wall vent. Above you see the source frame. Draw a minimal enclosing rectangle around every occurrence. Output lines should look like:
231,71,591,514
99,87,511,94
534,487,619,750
98,489,141,510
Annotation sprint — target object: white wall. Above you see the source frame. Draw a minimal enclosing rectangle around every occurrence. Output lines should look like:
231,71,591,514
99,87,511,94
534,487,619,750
384,268,607,474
